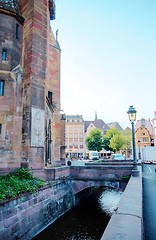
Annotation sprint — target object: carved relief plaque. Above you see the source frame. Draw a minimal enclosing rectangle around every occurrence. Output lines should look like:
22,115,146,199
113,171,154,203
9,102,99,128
31,108,45,147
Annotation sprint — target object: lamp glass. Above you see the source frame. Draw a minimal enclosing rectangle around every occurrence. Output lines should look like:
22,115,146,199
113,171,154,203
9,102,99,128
127,106,137,122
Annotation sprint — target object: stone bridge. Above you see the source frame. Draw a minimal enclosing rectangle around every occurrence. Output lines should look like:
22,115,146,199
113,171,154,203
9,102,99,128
45,160,133,178
34,160,134,195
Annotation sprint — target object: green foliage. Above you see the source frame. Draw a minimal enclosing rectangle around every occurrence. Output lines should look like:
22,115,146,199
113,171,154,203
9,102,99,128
110,134,125,152
102,137,112,151
86,128,103,152
13,167,33,179
0,168,45,202
103,128,120,152
122,175,130,180
120,129,132,151
105,128,119,139
103,128,130,153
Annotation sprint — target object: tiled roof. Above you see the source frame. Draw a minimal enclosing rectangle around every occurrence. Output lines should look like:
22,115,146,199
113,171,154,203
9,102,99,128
84,119,110,133
107,122,123,131
94,119,110,131
84,121,92,132
135,118,154,136
66,115,83,120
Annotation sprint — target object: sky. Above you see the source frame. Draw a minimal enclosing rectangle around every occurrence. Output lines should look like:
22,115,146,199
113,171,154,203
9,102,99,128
51,0,156,129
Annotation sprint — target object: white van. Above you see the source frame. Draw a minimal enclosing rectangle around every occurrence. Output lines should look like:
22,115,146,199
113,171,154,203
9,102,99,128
89,151,99,160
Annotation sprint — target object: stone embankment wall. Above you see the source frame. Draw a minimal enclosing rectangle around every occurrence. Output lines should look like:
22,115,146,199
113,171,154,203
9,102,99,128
0,180,74,240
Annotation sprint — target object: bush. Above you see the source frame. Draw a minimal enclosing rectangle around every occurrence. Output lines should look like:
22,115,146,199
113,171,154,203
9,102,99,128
0,168,45,203
13,167,33,179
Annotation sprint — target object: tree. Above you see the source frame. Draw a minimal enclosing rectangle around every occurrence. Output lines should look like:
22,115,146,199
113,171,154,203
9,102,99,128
110,134,125,152
105,128,119,139
86,128,103,152
103,128,120,152
103,128,130,153
120,129,132,156
102,137,113,151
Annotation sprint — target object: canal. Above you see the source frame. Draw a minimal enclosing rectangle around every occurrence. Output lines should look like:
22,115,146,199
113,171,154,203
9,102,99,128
33,187,122,240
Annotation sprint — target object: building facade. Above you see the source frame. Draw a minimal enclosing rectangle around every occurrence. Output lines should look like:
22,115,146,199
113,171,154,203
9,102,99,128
0,0,65,171
135,118,154,148
84,118,110,157
65,115,85,159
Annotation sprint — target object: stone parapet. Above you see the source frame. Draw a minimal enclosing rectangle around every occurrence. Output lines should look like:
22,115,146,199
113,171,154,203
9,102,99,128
101,166,142,240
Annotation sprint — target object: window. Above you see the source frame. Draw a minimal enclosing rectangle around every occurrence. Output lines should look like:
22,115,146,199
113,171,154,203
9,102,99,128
2,49,7,61
69,134,73,138
80,141,83,148
0,80,4,96
74,134,78,138
16,24,20,39
74,141,78,148
143,137,148,142
79,133,83,139
48,91,53,105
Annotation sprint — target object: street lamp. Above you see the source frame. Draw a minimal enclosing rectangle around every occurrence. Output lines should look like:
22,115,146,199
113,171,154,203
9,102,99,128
127,106,139,177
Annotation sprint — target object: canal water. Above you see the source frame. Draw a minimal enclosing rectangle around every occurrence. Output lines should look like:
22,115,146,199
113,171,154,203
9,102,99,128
33,187,122,240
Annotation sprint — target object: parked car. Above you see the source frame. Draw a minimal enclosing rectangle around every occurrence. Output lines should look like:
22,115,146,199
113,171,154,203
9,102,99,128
112,154,124,160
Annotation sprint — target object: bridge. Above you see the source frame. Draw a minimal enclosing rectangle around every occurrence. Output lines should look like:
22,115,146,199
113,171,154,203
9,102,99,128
37,160,133,196
42,160,134,181
33,160,134,209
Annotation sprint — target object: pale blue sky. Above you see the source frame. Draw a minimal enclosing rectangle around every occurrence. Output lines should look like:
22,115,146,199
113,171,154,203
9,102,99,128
51,1,156,129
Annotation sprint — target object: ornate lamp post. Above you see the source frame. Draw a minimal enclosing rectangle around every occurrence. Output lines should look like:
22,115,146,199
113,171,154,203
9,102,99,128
127,106,139,177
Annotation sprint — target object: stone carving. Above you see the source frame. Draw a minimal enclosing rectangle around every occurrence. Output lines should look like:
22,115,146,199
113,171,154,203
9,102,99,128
31,108,45,147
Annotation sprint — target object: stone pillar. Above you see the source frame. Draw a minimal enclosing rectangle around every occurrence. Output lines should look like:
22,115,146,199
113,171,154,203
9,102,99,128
20,0,49,169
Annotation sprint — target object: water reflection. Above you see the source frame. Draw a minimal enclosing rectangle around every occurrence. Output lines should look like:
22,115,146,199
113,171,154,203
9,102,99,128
33,187,122,240
99,189,122,216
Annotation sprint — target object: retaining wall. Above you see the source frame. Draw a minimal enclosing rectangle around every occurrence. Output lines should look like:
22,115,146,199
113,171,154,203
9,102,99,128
0,180,74,240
